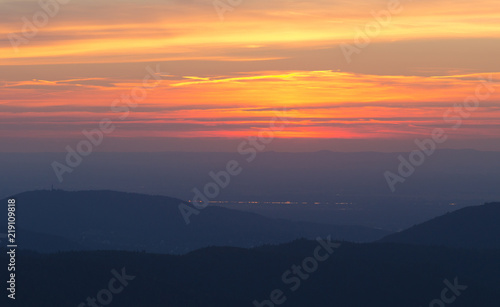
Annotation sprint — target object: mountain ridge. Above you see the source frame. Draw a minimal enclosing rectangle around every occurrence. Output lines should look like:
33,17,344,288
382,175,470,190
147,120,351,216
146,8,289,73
380,202,500,249
1,189,390,254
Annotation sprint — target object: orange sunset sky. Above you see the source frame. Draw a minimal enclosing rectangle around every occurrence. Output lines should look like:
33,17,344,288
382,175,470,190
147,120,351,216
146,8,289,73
1,0,499,152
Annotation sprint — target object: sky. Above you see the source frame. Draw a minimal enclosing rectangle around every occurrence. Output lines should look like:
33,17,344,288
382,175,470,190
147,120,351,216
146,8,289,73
1,0,499,152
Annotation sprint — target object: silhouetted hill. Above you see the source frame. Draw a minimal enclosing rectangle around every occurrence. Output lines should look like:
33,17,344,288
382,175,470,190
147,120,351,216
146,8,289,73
380,202,500,249
13,228,85,252
0,190,390,253
1,240,499,306
4,150,500,231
